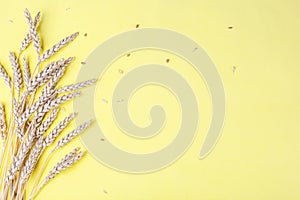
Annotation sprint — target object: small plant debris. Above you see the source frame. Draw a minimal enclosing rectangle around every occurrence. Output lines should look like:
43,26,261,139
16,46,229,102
118,69,124,74
232,66,236,73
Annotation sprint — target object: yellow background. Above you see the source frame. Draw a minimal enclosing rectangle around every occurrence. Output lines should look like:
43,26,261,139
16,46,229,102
0,0,300,199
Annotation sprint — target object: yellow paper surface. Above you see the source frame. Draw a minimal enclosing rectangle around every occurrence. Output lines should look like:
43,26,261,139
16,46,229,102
0,0,299,199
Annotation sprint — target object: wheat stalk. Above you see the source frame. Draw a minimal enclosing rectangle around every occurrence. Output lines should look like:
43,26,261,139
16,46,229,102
44,150,84,183
29,112,77,196
19,12,41,54
22,55,31,89
35,108,59,138
6,127,34,183
39,32,79,63
19,136,44,184
27,58,65,94
57,78,97,93
0,104,7,141
44,112,77,147
0,9,95,200
55,120,93,149
9,52,23,96
31,148,84,199
0,63,12,90
24,8,41,57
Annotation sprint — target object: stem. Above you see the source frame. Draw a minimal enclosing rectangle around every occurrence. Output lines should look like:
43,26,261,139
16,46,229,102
16,183,22,200
0,181,11,200
29,180,45,200
29,148,55,198
0,115,35,194
0,142,5,169
18,182,27,200
0,121,15,193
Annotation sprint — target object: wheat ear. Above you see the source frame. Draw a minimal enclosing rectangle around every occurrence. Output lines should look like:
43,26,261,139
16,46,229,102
24,8,41,57
57,78,97,93
0,104,7,141
19,136,44,184
29,112,77,196
14,135,44,200
42,67,65,98
35,108,59,138
27,57,74,94
55,120,93,149
26,58,64,94
39,32,79,63
32,148,84,199
9,51,23,97
19,11,41,53
22,55,31,89
44,112,77,147
0,63,12,89
5,127,34,183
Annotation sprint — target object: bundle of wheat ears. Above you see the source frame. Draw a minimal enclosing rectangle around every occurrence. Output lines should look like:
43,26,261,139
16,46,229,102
0,9,96,200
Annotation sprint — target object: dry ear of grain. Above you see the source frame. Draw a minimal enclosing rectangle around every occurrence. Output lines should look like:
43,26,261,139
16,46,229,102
55,120,93,149
19,136,44,183
9,51,23,95
13,98,24,140
0,63,12,89
43,112,77,147
19,11,41,53
0,104,6,141
35,108,59,138
18,96,48,126
29,147,82,199
27,57,74,94
39,32,79,63
34,94,58,126
24,8,41,57
27,58,65,94
39,92,80,114
6,128,35,183
57,78,97,93
42,67,65,97
23,55,31,89
39,149,84,190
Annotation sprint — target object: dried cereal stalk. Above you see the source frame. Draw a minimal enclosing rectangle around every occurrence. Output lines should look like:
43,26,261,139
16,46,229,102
9,52,23,95
23,55,31,89
0,104,6,141
37,149,84,192
19,11,41,53
13,98,24,140
57,78,97,93
27,57,74,94
0,63,12,89
6,128,35,183
55,120,93,149
18,96,49,126
43,112,77,147
0,9,95,200
19,136,44,183
24,8,41,57
42,67,65,97
35,108,59,138
39,32,79,63
39,92,80,114
27,58,64,94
